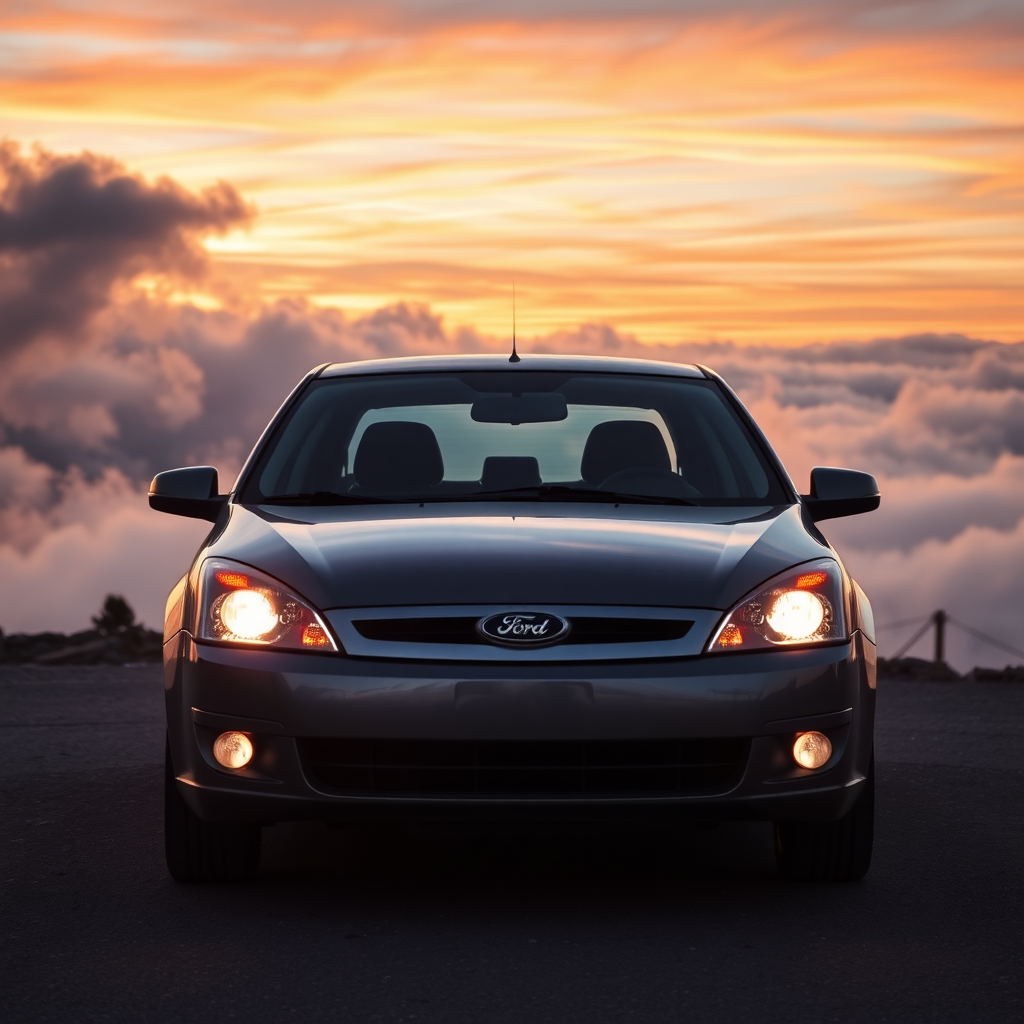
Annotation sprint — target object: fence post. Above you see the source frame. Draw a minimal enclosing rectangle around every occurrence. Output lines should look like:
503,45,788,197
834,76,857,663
933,609,947,664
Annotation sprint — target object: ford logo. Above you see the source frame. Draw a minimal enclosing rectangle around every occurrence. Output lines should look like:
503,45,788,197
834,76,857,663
477,611,571,647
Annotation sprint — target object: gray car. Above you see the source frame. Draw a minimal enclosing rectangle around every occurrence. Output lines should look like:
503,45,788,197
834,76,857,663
151,354,880,883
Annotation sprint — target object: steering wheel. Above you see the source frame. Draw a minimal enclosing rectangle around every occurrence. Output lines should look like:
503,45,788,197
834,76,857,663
598,467,703,500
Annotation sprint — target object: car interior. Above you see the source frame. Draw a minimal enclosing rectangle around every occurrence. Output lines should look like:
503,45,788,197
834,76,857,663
247,372,783,504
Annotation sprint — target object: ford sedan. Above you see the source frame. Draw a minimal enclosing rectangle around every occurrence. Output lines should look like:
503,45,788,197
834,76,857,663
151,354,880,882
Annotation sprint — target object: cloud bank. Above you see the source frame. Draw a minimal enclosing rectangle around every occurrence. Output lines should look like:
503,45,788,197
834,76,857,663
0,142,250,363
0,145,1020,670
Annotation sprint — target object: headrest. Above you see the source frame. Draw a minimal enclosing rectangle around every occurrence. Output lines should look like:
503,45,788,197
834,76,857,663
480,456,542,491
580,420,671,484
353,421,444,493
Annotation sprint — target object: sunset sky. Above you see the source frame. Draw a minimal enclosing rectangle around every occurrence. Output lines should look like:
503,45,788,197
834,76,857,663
0,0,1022,668
4,0,1021,341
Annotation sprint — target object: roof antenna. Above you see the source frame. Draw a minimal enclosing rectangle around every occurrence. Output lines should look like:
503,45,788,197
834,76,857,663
509,281,520,363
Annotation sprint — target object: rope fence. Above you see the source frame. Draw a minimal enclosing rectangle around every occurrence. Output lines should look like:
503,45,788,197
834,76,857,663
876,610,1024,663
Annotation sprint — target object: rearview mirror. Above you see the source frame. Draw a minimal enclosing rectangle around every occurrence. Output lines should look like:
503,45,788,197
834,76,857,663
471,393,568,424
802,467,880,522
149,467,227,522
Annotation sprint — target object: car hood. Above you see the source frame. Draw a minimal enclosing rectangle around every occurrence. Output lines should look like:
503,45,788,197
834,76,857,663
206,503,832,611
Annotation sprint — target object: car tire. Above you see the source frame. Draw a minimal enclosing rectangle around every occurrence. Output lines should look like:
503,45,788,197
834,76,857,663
164,739,261,882
773,752,874,882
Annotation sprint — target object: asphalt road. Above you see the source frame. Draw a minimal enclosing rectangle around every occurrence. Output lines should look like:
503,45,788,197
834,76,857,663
2,665,1021,1023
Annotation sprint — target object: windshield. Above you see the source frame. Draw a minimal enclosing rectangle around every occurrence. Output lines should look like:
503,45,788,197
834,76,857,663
239,371,789,506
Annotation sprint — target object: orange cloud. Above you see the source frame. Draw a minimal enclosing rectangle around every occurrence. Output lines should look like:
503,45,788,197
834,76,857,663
2,5,1021,343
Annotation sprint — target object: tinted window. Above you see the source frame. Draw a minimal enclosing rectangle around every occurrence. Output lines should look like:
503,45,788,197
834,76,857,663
240,371,787,506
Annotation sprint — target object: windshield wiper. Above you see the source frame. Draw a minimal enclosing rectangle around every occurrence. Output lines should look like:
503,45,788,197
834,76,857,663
258,491,402,505
468,485,697,506
259,486,697,507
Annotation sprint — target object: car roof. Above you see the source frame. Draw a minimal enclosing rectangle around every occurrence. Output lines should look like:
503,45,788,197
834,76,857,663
318,353,706,379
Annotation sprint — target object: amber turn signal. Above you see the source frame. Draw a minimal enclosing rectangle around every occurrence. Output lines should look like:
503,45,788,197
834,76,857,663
301,623,330,647
215,571,250,588
716,623,744,647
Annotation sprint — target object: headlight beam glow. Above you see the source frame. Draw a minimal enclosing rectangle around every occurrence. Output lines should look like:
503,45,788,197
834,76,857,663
707,559,845,654
217,588,278,640
765,590,826,641
199,558,339,652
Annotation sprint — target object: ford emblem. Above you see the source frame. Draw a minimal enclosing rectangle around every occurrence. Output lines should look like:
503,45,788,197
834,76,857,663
477,611,571,647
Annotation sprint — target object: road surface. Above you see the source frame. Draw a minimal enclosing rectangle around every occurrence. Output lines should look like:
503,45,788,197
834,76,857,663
1,665,1021,1022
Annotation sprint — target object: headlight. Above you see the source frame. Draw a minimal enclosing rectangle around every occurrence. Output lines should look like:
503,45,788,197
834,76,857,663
195,558,338,651
708,558,846,652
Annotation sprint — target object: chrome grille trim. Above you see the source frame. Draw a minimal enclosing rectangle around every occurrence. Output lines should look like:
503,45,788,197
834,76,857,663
323,605,722,661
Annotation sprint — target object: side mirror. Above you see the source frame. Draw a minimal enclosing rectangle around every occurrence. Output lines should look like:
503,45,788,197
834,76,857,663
149,467,227,522
802,467,880,522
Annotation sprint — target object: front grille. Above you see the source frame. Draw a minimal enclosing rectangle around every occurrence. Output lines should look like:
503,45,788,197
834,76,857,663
300,736,749,798
351,616,693,646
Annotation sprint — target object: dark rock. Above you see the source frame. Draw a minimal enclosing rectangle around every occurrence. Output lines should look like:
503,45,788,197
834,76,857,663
963,665,1024,683
877,656,962,681
0,625,163,664
34,639,116,665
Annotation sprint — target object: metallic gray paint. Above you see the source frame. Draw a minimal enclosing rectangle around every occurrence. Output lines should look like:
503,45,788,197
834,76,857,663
163,630,874,823
316,352,706,380
202,502,828,615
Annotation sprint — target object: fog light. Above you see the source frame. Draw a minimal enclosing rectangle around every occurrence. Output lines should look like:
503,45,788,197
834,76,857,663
793,731,832,769
213,731,253,769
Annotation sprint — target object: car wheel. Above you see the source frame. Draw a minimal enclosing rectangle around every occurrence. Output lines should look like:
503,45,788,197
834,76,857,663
773,752,874,882
164,738,261,882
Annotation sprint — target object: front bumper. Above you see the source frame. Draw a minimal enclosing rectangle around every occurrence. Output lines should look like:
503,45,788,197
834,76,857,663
164,631,876,825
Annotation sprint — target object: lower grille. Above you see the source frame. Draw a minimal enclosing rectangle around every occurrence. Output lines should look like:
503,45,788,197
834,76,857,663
300,737,749,798
351,616,693,646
